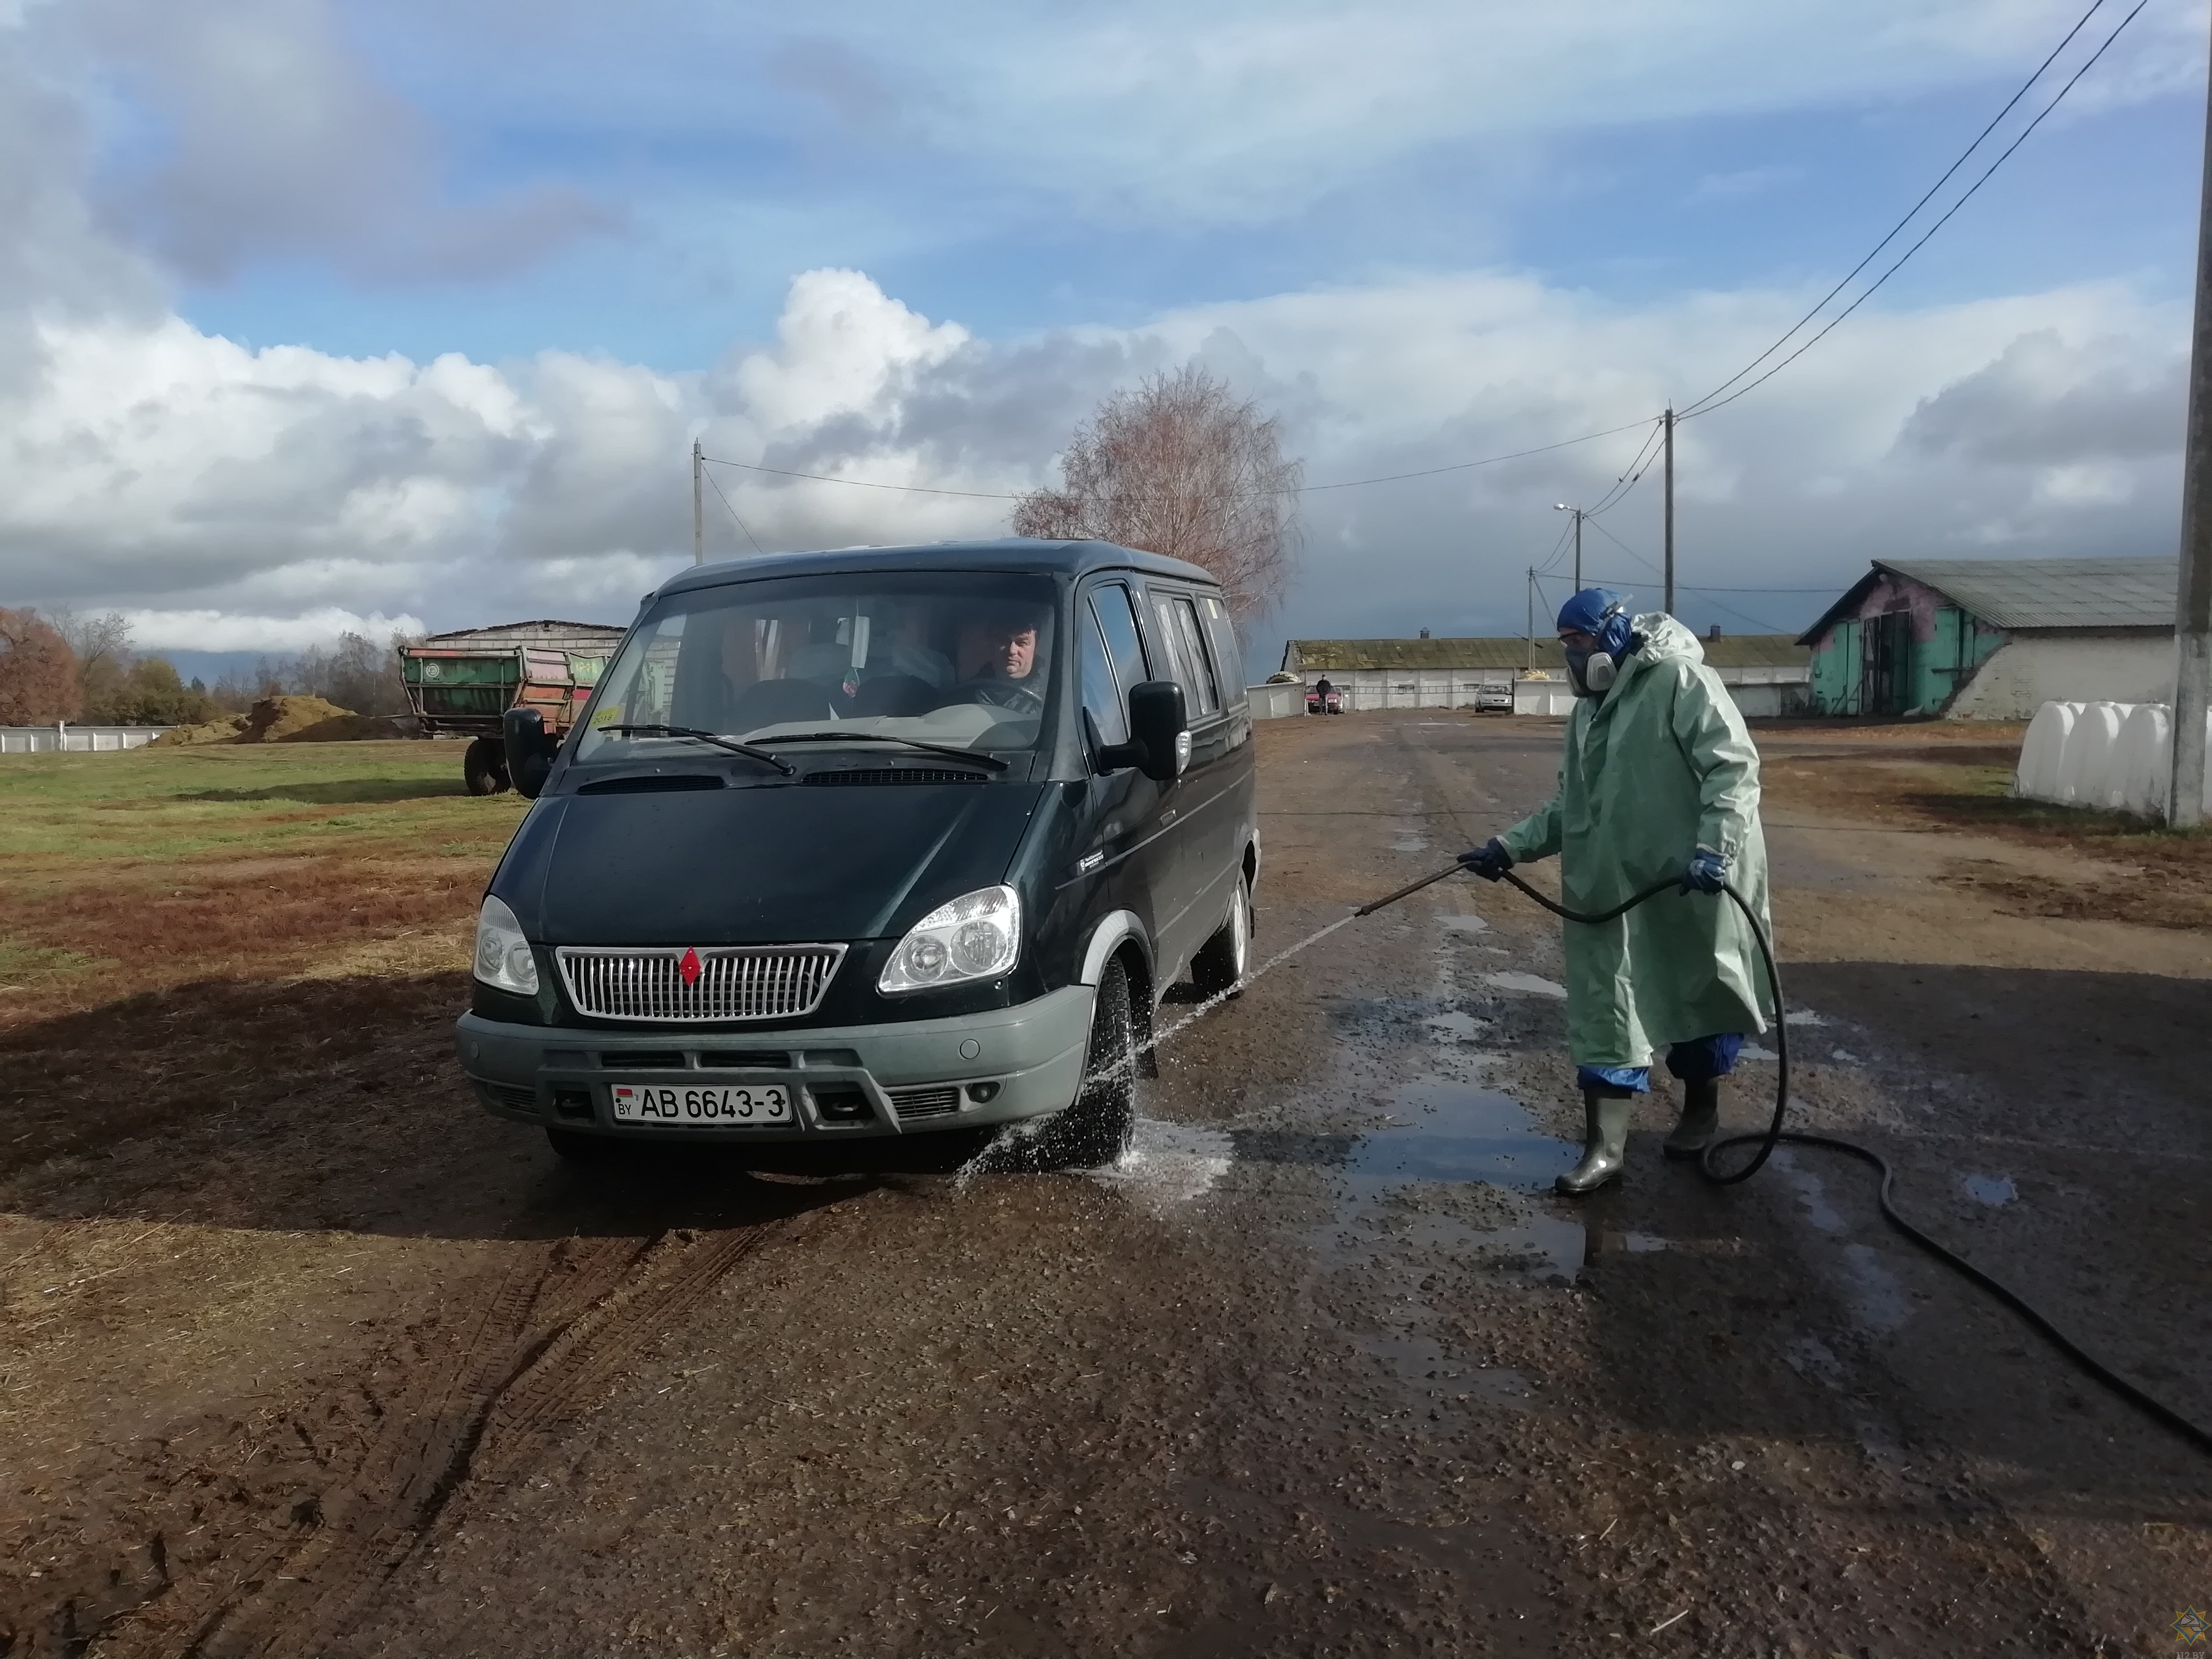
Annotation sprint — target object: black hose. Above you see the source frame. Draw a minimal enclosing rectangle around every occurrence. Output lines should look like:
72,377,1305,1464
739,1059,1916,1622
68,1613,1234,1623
1360,860,2212,1459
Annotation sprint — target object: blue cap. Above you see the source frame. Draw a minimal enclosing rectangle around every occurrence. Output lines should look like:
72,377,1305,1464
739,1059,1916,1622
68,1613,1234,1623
1556,588,1638,660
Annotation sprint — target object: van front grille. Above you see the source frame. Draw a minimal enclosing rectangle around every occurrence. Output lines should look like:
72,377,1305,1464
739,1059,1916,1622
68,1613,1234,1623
890,1086,962,1119
556,945,846,1024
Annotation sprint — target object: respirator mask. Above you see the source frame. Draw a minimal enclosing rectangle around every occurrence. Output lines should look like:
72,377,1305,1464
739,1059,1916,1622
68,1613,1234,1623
1557,589,1638,699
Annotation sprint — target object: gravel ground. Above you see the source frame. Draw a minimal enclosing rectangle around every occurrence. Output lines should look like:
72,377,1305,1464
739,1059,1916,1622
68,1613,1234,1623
2,710,2206,1657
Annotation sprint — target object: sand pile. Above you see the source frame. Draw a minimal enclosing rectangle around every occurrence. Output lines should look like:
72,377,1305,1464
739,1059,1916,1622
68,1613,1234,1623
152,696,406,745
150,714,251,747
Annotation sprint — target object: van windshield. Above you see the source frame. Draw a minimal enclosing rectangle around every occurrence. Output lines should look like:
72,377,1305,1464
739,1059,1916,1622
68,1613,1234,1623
575,571,1058,767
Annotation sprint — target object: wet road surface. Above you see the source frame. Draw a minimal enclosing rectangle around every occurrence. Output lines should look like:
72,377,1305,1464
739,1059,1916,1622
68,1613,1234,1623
5,711,2209,1656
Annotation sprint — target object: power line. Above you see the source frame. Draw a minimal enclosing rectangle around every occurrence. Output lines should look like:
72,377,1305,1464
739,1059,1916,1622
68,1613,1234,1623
1294,418,1657,492
1583,420,1668,517
1581,519,1795,631
1681,0,2146,422
702,466,767,556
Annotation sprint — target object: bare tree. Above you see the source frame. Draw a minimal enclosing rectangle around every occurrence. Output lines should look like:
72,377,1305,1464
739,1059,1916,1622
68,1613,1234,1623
0,608,82,724
1013,365,1302,620
48,608,136,716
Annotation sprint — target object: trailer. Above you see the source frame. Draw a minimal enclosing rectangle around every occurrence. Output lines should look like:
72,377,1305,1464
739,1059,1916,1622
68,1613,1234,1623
398,621,627,794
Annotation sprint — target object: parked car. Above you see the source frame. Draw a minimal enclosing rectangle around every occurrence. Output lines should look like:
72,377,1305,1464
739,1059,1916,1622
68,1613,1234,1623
1472,683,1513,712
456,539,1260,1168
399,622,626,794
1305,683,1344,715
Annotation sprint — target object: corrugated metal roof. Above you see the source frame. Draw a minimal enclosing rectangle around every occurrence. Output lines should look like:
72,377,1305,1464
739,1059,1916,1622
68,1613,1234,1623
1875,557,2177,630
422,620,627,647
1283,635,1807,672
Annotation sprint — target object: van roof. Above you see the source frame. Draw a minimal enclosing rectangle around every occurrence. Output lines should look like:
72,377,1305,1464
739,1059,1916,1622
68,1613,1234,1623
658,538,1220,598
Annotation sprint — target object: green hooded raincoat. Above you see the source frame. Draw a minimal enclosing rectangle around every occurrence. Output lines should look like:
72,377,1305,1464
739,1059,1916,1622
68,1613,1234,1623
1498,614,1774,1068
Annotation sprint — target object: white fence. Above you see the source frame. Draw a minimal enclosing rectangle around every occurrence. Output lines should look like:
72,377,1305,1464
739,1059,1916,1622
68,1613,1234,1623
0,725,172,754
2012,700,2212,820
1248,682,1304,719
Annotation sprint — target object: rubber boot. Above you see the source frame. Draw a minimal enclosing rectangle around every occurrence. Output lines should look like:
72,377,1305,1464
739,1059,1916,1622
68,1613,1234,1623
1555,1092,1631,1195
1664,1077,1720,1161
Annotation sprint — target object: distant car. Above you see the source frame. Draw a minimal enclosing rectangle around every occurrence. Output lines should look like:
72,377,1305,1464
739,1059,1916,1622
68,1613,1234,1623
1306,685,1344,715
1472,684,1512,712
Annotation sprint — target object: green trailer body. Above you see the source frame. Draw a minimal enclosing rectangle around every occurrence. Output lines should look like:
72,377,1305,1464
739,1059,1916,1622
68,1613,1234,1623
398,621,627,794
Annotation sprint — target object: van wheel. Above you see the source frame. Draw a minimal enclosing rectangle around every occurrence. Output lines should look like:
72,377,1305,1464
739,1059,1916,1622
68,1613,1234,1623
1010,957,1137,1171
1189,872,1252,999
464,737,511,797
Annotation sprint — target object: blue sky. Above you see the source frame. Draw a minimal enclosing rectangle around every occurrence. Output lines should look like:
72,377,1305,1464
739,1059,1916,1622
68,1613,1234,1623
2,0,2205,670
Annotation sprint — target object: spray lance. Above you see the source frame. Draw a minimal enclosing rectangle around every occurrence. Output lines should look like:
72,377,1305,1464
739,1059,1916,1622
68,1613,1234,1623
1351,857,2212,1460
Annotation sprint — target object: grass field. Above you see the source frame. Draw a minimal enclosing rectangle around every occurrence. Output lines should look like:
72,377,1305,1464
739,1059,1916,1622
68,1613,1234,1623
0,741,524,1017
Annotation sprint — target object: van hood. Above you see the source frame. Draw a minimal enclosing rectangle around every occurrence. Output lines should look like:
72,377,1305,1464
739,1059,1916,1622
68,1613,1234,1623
496,782,1045,946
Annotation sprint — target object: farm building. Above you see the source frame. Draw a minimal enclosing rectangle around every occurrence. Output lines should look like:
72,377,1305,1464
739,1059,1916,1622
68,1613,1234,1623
1278,632,1812,716
1796,556,2177,720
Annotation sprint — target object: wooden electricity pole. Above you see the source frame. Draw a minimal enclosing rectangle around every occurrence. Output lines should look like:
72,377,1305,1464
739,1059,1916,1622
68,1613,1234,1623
692,439,706,566
2173,23,2212,826
1663,406,1676,618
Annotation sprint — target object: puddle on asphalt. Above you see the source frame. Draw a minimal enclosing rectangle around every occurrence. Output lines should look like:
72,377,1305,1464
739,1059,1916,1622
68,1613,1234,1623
1783,1009,1831,1027
1771,1149,1912,1333
1961,1172,2017,1207
1084,1116,1235,1214
1436,912,1492,935
1421,1010,1492,1043
1345,1083,1574,1190
1481,971,1568,998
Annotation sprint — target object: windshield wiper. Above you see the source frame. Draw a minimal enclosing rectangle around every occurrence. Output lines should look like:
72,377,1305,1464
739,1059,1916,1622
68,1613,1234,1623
597,725,797,776
749,732,1010,773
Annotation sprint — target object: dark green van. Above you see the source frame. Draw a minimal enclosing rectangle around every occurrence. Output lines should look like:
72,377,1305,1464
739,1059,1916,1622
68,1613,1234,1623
456,539,1259,1166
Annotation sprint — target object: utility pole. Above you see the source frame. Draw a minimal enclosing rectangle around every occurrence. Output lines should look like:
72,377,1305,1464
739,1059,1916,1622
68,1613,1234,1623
1554,503,1583,590
1526,567,1535,674
1663,406,1677,618
2173,21,2212,826
692,439,705,566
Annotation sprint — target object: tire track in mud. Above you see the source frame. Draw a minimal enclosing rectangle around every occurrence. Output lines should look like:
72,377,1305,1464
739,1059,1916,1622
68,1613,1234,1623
93,1225,776,1659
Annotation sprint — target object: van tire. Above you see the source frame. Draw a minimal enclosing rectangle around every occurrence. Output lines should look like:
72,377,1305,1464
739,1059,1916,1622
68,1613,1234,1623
464,737,511,797
1189,872,1252,999
1011,957,1137,1171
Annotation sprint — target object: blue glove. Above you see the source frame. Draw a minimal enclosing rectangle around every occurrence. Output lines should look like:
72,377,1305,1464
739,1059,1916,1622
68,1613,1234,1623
1681,848,1729,894
1459,839,1514,881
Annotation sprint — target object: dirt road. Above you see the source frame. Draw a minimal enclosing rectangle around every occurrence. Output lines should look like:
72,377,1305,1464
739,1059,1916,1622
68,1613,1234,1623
3,713,2207,1656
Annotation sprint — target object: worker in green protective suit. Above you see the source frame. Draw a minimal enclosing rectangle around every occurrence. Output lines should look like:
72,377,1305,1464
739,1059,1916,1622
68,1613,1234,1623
1459,589,1773,1195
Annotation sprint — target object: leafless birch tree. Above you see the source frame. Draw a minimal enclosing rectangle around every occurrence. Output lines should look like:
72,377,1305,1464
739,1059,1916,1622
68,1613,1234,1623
1012,366,1301,620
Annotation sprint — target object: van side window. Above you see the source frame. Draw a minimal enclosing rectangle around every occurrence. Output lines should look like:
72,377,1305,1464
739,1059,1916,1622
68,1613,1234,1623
1091,584,1150,701
1159,596,1220,717
1201,594,1246,707
1079,605,1129,746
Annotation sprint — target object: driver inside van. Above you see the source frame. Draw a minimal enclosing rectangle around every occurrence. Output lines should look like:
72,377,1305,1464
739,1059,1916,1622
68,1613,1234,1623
931,606,1046,713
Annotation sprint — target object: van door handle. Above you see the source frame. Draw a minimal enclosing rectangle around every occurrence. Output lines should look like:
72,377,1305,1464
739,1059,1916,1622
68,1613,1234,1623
1160,809,1178,824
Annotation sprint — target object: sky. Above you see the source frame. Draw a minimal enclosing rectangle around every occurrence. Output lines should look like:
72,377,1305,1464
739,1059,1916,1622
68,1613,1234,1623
0,0,2206,677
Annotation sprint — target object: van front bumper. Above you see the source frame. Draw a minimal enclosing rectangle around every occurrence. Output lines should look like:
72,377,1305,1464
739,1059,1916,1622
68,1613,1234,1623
455,985,1096,1143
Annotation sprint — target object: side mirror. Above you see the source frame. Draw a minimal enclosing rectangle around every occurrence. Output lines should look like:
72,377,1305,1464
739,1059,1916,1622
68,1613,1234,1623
1095,680,1188,782
502,706,559,799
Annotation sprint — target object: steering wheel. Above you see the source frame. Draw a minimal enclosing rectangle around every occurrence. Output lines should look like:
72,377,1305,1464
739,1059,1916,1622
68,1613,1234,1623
953,677,1044,714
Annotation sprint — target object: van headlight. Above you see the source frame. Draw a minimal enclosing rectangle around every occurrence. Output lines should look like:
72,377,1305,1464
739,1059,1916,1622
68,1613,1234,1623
879,885,1020,993
473,894,540,995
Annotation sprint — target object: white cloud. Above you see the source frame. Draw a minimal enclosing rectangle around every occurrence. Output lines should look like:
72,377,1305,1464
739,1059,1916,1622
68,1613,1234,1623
120,605,426,651
0,262,2187,653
